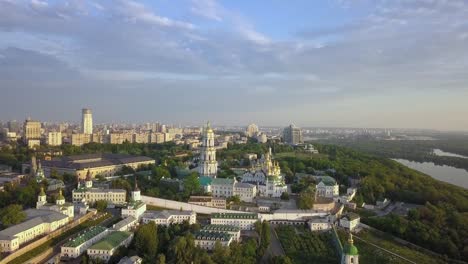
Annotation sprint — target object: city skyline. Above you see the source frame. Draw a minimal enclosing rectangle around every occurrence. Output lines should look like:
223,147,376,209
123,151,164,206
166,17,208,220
1,1,468,130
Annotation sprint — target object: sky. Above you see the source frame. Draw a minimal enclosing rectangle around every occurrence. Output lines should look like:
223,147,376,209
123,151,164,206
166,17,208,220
0,0,468,130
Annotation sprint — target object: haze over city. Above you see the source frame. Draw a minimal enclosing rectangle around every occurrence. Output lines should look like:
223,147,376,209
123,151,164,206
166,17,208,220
1,0,468,130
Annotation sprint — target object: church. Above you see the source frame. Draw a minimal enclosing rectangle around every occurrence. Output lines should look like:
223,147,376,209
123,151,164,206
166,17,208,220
36,187,74,219
198,122,218,178
241,148,288,198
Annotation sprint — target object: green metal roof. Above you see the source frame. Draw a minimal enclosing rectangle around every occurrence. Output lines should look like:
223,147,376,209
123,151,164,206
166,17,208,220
212,178,234,185
211,213,257,219
199,176,213,186
194,231,233,241
89,231,131,251
344,244,359,256
201,224,240,232
63,226,107,248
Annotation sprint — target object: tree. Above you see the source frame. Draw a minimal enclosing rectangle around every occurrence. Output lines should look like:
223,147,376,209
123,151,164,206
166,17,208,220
280,192,290,200
183,172,200,196
135,222,158,262
95,200,108,212
298,186,315,209
157,254,166,264
0,204,26,227
213,241,230,263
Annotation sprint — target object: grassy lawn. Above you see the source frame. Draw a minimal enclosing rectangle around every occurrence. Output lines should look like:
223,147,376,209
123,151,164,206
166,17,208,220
8,213,111,264
337,229,446,264
276,225,338,264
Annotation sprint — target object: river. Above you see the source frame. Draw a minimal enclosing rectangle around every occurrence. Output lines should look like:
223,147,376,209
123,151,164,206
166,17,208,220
394,159,468,189
432,149,468,159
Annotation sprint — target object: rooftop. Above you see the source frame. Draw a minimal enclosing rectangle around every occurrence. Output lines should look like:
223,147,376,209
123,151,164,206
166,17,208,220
194,231,232,241
212,178,234,185
113,217,137,230
198,176,213,186
318,176,337,186
201,224,240,233
89,231,132,251
38,153,154,170
63,226,107,247
0,210,68,240
142,210,193,220
343,212,360,221
211,213,257,220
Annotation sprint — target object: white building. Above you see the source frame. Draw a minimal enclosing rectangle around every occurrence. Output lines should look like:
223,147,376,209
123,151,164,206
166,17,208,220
61,226,109,259
245,124,259,137
210,213,258,230
87,231,133,263
308,217,332,231
121,178,146,220
36,187,74,219
194,231,234,250
112,217,138,232
316,176,339,198
198,122,218,177
47,132,62,146
340,213,360,231
188,196,226,209
82,108,93,134
211,178,256,202
73,171,126,205
283,124,303,145
241,148,287,198
0,209,69,252
141,210,196,226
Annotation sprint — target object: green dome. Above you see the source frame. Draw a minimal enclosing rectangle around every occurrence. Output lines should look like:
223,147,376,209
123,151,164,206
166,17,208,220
344,244,359,256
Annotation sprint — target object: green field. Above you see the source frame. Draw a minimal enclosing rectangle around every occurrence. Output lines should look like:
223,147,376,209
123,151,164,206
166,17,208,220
276,226,338,264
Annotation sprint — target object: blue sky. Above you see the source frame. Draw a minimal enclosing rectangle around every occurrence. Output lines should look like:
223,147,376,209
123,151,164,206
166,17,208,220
1,0,468,130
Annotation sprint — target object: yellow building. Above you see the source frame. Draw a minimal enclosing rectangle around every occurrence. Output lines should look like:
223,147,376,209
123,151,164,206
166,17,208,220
23,153,155,179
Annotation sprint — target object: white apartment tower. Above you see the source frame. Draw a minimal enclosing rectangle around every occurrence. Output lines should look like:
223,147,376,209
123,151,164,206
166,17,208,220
198,122,217,178
81,108,93,134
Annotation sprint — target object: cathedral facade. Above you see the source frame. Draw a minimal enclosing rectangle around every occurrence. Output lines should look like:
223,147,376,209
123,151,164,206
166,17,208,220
241,148,287,198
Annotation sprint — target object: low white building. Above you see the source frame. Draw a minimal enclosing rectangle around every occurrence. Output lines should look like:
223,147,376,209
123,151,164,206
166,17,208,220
61,226,109,259
316,176,339,198
0,209,69,252
340,213,360,231
87,231,133,263
73,172,126,205
194,231,234,250
233,182,256,202
141,210,196,226
112,217,138,232
189,196,226,209
210,213,258,230
308,217,332,231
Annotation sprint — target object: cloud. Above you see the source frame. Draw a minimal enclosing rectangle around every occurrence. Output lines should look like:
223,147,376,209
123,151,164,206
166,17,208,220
113,0,195,29
190,0,222,21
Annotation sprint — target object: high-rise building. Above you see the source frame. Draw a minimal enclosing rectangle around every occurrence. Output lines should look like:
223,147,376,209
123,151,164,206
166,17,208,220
283,124,303,145
23,118,41,145
81,108,93,134
47,132,62,146
7,120,20,133
198,122,217,178
245,123,259,137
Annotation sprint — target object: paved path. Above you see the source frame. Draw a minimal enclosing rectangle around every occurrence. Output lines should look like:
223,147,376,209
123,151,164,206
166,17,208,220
260,225,285,263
